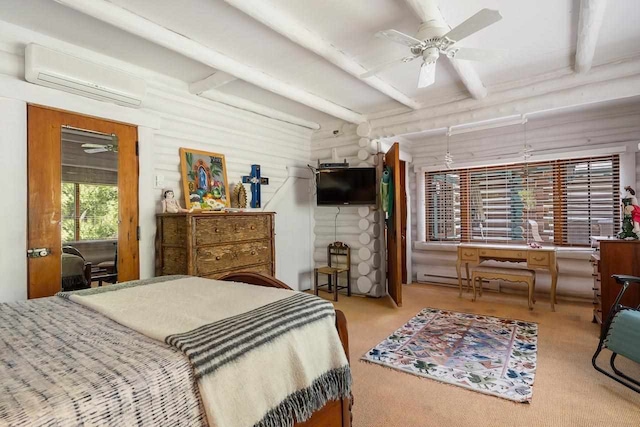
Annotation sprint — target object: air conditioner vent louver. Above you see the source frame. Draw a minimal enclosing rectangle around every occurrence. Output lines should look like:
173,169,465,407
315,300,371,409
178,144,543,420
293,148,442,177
25,44,146,108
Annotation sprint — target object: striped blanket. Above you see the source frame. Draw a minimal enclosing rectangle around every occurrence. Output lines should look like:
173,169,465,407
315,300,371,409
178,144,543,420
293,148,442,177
0,296,207,426
59,276,351,427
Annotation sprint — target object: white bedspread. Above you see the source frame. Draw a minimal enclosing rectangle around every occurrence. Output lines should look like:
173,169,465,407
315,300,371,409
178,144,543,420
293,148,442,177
61,276,351,427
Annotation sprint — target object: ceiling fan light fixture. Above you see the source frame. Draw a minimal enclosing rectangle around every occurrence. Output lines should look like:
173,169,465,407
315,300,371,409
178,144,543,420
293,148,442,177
422,47,439,63
368,8,504,86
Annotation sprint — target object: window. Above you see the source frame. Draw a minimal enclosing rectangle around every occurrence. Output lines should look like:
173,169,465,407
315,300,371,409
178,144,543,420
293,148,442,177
424,155,619,246
62,182,119,242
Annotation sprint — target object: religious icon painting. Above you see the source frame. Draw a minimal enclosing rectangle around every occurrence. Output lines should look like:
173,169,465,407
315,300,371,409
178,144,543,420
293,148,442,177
179,148,230,210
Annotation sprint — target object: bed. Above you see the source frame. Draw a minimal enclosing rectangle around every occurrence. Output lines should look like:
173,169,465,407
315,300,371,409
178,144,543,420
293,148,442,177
0,272,352,427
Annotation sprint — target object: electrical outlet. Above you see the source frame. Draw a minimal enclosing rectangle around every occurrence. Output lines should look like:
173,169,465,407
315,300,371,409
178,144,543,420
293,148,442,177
155,174,165,188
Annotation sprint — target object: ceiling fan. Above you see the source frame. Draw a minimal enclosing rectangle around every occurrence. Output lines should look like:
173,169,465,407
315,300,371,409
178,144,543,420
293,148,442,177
82,143,118,154
362,8,504,88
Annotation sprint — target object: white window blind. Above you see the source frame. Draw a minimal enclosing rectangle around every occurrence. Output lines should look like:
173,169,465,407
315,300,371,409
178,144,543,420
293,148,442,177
425,172,460,241
424,155,619,246
561,157,619,245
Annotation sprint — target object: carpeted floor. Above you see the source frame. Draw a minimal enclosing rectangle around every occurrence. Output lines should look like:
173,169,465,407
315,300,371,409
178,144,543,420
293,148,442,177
327,283,640,427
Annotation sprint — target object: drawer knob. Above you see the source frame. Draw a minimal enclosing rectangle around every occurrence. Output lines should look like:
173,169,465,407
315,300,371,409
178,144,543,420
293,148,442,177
464,252,474,257
215,255,221,261
214,228,219,233
532,256,545,261
250,250,256,256
250,225,256,230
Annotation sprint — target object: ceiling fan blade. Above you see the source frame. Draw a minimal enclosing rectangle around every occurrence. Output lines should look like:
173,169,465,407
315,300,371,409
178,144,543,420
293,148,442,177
418,61,436,88
442,9,502,43
360,55,418,78
81,143,107,149
449,47,508,62
84,148,108,154
375,29,423,47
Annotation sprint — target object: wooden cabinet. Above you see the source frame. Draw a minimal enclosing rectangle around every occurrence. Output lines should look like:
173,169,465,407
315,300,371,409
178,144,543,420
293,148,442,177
155,212,275,279
591,240,640,330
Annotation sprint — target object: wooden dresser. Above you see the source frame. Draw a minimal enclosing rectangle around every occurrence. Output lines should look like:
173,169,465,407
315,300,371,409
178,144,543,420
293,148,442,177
155,212,275,279
591,240,640,330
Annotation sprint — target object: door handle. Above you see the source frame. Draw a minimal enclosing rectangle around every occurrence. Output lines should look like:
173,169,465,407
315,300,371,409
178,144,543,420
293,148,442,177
27,248,51,258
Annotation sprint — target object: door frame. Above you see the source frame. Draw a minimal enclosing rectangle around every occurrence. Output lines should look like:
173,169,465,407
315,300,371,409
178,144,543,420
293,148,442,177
27,105,139,298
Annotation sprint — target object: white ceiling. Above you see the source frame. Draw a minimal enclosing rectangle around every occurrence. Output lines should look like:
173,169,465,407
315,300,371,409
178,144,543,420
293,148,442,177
1,0,639,125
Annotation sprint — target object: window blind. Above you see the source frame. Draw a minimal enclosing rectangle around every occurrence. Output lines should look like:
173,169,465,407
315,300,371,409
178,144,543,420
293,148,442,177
425,172,460,241
424,155,619,246
561,157,619,245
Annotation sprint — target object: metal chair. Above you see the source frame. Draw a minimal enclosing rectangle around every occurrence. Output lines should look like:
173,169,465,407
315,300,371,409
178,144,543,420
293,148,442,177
592,274,640,393
314,242,351,302
94,242,118,286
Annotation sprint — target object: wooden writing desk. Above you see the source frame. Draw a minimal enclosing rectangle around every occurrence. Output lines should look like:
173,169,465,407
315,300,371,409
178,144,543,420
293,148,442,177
456,243,559,311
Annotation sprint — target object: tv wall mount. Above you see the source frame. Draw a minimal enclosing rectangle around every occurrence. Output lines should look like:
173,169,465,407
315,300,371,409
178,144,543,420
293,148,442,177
318,159,349,169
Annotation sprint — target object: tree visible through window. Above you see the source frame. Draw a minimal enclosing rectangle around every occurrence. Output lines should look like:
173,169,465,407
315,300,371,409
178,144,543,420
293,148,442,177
424,155,620,246
62,183,118,242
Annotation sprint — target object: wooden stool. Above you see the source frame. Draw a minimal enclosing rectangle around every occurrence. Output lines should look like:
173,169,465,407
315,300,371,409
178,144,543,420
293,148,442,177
471,266,536,310
314,242,351,301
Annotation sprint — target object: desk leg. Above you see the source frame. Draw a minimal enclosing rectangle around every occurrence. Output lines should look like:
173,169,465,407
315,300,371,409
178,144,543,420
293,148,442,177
465,262,471,293
550,262,558,312
456,258,463,297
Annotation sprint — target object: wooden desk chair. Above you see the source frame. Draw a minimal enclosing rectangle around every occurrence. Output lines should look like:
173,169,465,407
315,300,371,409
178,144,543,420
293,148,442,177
314,242,352,301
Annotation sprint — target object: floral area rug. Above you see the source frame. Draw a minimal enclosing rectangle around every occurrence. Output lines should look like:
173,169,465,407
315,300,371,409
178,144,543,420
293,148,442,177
362,308,538,402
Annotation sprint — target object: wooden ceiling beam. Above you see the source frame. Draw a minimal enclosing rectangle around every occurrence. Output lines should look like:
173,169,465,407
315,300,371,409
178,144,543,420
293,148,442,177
54,0,366,124
575,0,608,74
219,0,421,110
199,89,321,130
189,71,237,95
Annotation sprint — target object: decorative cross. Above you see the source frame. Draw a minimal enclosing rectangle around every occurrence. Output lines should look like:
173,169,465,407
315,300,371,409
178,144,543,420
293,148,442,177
242,164,269,208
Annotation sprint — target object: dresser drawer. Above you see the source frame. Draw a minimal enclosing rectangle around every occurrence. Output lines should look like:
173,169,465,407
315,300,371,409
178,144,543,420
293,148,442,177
195,215,269,245
196,240,271,275
527,251,550,266
459,248,479,261
477,248,526,259
204,263,273,280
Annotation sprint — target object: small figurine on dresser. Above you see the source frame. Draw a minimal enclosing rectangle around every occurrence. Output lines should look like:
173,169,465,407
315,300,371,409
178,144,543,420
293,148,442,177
230,182,248,209
618,186,640,239
162,189,193,213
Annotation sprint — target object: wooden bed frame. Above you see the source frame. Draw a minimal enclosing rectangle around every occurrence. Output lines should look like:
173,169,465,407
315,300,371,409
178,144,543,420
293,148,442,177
218,272,352,427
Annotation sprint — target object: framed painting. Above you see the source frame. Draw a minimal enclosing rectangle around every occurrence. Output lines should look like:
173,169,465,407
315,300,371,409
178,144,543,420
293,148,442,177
179,148,230,210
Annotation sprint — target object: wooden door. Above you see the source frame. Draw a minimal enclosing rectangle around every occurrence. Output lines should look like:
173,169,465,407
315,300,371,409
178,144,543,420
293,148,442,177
27,105,139,298
385,143,403,306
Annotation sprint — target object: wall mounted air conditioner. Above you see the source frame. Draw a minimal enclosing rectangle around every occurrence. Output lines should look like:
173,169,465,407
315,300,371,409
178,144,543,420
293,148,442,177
25,44,146,108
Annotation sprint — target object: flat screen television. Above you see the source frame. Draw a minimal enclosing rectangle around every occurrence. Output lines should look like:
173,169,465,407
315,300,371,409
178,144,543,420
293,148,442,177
316,167,376,206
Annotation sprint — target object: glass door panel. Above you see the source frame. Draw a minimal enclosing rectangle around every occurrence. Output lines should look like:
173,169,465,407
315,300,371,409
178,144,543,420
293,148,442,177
61,126,119,290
